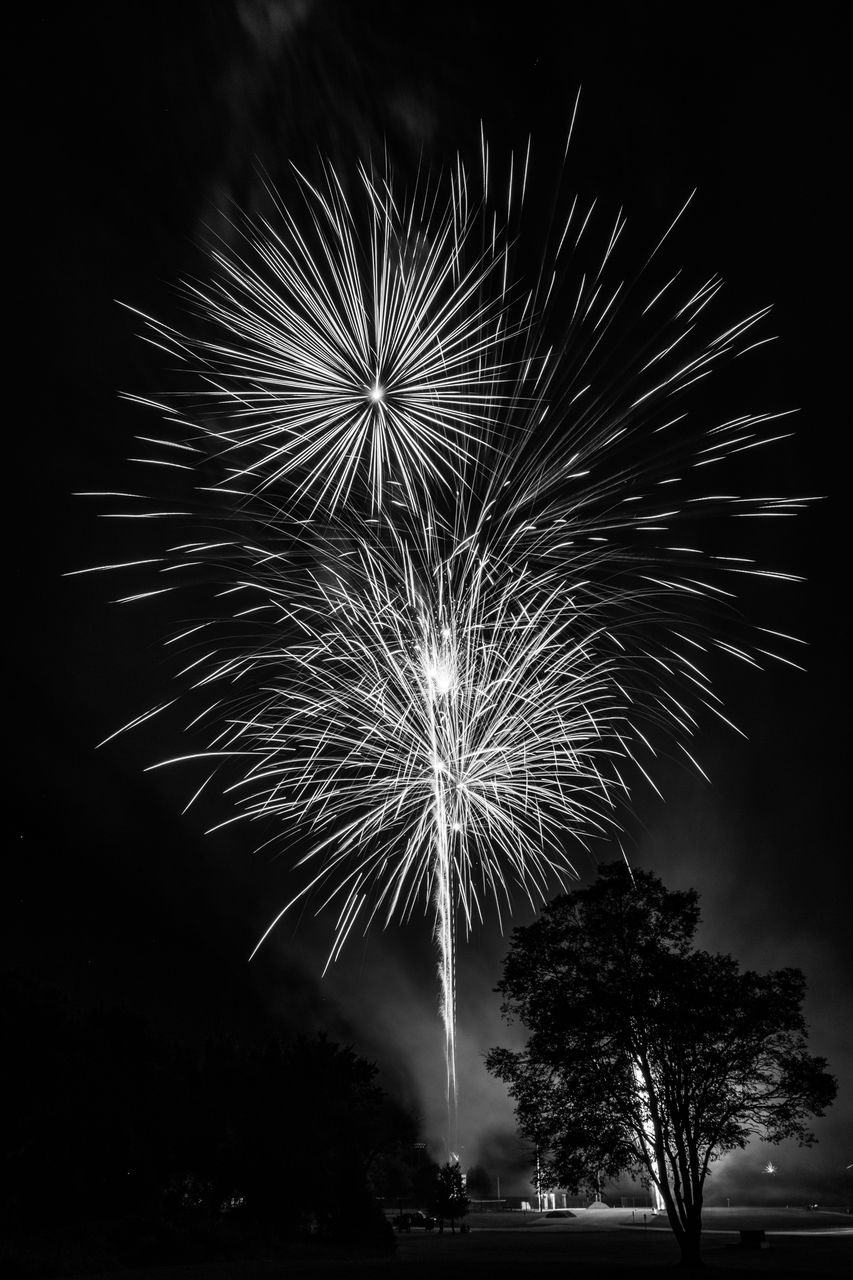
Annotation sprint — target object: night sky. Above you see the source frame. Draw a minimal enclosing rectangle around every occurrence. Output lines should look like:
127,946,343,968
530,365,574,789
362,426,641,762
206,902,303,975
16,1,849,1204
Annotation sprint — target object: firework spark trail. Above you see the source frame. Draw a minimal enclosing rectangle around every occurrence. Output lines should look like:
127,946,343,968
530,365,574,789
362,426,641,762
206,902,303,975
424,618,459,1144
434,824,457,1148
83,131,812,1152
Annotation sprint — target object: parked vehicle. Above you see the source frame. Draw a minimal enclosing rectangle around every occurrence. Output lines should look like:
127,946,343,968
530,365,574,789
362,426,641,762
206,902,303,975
392,1210,437,1231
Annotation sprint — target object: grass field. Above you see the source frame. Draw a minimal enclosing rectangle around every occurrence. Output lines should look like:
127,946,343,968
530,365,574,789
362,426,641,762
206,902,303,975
49,1207,851,1279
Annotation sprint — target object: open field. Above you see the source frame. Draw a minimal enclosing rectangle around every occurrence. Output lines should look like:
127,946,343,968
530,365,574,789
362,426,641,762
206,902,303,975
49,1208,851,1279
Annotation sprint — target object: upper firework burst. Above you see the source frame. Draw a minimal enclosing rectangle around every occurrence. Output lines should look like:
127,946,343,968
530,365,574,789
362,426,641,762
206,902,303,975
124,158,516,515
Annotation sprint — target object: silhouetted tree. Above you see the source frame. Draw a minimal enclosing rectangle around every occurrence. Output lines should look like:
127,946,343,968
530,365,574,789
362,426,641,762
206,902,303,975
2,975,401,1266
487,864,837,1267
367,1134,434,1204
428,1161,469,1233
3,973,180,1227
464,1163,492,1199
203,1032,395,1245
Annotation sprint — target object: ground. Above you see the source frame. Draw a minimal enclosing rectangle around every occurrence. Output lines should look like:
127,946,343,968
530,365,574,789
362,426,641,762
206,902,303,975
50,1207,851,1278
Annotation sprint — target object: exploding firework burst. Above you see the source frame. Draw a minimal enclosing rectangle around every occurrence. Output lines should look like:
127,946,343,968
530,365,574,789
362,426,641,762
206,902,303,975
111,521,631,1144
120,155,519,517
79,125,809,1151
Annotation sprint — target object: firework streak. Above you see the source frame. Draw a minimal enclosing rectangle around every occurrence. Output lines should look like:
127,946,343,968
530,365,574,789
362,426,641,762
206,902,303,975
77,125,808,1151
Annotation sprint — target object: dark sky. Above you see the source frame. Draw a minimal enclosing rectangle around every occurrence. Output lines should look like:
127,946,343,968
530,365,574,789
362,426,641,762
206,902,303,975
15,1,849,1202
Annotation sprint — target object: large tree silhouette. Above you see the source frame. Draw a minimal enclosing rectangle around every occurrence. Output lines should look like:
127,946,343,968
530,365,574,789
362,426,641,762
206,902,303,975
487,864,836,1266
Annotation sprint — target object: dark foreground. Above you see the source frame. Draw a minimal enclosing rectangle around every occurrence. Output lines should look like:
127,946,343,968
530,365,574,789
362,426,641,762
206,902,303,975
50,1209,852,1279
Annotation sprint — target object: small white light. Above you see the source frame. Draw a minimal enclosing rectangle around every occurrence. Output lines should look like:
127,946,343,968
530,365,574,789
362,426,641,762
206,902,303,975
432,663,453,696
369,382,385,403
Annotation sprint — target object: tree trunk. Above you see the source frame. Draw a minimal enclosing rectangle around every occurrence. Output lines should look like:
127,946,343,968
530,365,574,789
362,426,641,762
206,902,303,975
677,1219,702,1267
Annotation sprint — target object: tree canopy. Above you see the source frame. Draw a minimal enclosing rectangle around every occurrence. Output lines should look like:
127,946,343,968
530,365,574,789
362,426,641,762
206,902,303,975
2,972,405,1268
428,1161,470,1232
486,864,836,1265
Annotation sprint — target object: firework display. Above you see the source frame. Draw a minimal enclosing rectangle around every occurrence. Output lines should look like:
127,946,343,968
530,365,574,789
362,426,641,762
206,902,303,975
79,132,806,1152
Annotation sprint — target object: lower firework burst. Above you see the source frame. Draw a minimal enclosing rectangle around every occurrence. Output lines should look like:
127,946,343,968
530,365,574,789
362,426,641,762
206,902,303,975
140,522,636,1145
